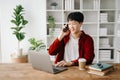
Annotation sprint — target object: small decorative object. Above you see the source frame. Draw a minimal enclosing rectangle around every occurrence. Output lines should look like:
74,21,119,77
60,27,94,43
47,15,55,36
28,38,46,52
10,5,28,63
50,2,58,9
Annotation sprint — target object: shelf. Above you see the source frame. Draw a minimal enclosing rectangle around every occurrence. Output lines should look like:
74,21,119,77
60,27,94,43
116,9,120,11
82,9,99,11
115,36,120,38
83,11,98,22
100,9,116,11
46,10,63,12
100,0,116,10
83,22,98,24
91,35,99,37
99,47,114,49
100,22,115,24
63,10,82,12
47,22,63,24
99,59,114,62
47,35,59,37
94,47,99,49
46,0,120,63
99,35,115,37
116,22,120,24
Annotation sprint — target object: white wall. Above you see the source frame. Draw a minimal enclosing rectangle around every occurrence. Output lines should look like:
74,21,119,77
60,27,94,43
0,0,46,63
0,24,1,62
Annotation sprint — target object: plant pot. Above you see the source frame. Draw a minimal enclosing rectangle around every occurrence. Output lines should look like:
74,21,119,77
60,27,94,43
11,55,28,63
16,48,23,57
51,6,56,9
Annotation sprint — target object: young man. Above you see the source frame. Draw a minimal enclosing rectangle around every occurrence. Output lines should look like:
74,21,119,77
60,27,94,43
48,12,95,67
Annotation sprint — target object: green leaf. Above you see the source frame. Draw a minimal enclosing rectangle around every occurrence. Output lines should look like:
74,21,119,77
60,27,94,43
47,16,55,28
11,5,28,43
11,27,18,31
13,31,19,35
28,38,36,46
28,38,46,51
29,47,35,50
22,20,28,25
11,20,17,26
16,32,25,41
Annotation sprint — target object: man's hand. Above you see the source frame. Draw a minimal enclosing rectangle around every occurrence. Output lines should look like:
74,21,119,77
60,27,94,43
55,60,73,67
58,25,70,41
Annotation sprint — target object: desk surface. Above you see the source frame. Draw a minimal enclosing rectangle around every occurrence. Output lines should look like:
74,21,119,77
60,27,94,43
0,63,120,80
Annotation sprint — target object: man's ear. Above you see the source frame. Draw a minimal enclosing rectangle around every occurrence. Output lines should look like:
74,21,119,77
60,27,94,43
79,22,83,25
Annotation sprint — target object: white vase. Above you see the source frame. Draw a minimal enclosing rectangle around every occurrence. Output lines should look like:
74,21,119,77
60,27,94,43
51,6,56,10
16,48,23,57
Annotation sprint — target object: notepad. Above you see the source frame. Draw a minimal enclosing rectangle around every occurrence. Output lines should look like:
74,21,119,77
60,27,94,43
89,63,113,71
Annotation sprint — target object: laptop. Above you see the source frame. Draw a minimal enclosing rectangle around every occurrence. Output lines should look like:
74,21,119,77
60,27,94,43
28,51,67,74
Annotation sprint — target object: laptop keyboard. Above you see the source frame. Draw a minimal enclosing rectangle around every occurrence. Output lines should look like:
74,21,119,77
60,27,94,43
52,66,67,73
53,68,60,72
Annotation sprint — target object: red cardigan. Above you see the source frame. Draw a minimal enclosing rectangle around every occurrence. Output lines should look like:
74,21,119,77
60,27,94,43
48,31,95,66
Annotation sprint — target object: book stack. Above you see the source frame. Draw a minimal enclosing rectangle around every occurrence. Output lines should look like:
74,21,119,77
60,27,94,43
99,38,110,47
64,0,74,10
100,13,108,23
116,51,120,63
88,63,114,76
93,0,99,10
99,28,107,36
99,50,111,60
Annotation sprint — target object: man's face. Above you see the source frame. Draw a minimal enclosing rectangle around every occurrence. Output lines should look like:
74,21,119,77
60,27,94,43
68,20,82,34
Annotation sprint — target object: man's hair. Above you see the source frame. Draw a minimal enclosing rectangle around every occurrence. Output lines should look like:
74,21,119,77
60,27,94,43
67,12,84,22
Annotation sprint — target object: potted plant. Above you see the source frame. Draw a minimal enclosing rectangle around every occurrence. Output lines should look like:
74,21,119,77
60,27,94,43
47,15,55,36
10,5,28,63
50,2,58,9
28,38,46,52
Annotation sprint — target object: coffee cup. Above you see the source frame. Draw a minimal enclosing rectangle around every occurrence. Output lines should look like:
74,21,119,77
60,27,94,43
78,58,86,70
